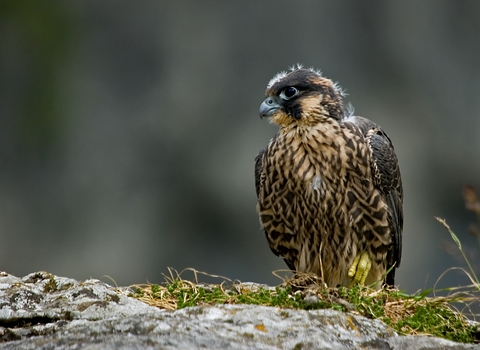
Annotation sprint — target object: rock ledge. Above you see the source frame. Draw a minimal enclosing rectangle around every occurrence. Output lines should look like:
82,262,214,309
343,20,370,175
0,271,476,349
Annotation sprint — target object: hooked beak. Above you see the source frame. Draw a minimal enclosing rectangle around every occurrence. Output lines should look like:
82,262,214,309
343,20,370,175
259,97,281,119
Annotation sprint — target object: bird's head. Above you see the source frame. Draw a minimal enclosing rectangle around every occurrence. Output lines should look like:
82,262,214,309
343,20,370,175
259,65,346,128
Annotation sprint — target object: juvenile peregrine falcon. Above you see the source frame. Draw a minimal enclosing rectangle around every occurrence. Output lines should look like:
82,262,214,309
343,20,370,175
255,65,403,288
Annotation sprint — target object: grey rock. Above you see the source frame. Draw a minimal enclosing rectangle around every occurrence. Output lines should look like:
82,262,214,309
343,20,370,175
0,271,477,349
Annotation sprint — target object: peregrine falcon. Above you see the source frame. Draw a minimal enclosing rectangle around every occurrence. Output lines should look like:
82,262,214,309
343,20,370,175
255,65,403,288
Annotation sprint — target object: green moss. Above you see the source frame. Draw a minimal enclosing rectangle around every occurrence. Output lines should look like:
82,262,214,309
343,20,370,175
336,285,477,343
395,302,477,343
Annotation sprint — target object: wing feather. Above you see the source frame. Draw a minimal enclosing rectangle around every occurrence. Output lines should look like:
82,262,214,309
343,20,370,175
344,116,403,285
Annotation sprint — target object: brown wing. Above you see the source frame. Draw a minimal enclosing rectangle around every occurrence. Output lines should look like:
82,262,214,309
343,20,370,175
344,116,403,285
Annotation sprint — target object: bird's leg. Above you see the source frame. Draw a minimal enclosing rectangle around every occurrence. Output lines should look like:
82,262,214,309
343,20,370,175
347,251,371,287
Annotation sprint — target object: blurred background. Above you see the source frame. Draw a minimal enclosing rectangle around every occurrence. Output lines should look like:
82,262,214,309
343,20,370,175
1,1,479,294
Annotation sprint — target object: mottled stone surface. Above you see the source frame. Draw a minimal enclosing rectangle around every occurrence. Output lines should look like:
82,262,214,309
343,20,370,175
0,271,477,349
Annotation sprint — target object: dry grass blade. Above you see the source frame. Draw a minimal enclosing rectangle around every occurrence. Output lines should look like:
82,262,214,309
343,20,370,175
436,217,480,290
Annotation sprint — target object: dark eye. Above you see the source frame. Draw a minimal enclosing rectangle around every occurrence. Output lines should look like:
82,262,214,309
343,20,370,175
280,87,298,100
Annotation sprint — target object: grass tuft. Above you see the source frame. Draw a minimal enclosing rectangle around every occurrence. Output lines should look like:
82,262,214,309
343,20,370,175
128,267,479,343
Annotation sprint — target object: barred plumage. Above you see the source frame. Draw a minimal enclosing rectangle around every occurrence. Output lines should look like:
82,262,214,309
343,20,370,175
255,66,403,288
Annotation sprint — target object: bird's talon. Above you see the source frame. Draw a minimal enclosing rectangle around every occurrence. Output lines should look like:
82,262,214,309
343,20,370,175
347,254,361,278
348,252,372,287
